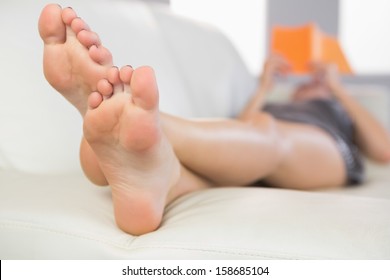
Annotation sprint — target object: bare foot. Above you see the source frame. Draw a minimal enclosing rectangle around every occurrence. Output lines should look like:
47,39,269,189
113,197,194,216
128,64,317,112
84,66,181,235
38,4,113,115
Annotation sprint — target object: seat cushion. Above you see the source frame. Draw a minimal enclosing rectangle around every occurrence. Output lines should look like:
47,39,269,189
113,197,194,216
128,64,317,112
1,167,390,259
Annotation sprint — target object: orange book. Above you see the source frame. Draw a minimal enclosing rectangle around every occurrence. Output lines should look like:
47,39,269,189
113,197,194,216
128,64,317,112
320,34,352,73
271,23,353,74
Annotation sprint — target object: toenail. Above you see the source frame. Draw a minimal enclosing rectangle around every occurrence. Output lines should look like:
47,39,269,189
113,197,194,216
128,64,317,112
66,6,73,10
126,65,133,69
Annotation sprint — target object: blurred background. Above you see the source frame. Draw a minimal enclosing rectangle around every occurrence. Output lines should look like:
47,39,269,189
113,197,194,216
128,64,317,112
162,0,390,89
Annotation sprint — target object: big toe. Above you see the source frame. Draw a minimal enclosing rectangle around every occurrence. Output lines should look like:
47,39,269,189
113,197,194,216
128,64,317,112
130,67,159,111
38,4,66,44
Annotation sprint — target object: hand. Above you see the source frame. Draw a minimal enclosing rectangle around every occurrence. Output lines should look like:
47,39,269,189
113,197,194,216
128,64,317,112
260,54,291,91
310,62,341,90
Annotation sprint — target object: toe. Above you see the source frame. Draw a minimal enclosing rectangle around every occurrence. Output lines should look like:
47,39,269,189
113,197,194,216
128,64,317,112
77,30,101,49
89,45,113,66
62,7,78,25
130,66,159,110
70,17,91,34
38,4,66,44
120,65,134,94
88,92,103,109
120,66,134,84
108,67,124,93
97,79,114,97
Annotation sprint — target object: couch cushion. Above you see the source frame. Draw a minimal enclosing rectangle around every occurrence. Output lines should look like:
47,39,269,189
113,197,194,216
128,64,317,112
1,169,389,259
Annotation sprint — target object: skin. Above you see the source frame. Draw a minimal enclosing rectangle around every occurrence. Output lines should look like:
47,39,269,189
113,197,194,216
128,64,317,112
39,5,390,235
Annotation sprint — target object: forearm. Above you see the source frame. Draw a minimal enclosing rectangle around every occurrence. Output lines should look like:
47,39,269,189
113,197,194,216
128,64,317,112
239,54,291,121
238,84,268,121
331,83,390,163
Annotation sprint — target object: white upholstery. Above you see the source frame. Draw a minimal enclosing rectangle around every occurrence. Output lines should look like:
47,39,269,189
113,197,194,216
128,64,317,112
1,0,389,259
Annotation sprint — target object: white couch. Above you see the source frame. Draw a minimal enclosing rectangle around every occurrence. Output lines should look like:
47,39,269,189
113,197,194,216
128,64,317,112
1,0,390,259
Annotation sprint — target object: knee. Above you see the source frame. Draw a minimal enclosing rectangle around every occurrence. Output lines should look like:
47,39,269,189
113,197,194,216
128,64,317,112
241,111,274,125
248,112,287,169
248,112,282,145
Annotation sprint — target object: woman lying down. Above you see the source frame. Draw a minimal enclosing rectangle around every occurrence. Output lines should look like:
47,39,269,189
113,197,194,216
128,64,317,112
38,4,390,235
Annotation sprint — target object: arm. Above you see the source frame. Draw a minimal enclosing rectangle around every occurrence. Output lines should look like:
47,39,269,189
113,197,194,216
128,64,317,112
238,55,291,121
238,82,268,121
316,64,390,164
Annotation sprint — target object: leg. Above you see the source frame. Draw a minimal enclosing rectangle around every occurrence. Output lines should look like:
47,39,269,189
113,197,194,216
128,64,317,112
164,111,346,189
264,121,346,189
162,112,286,185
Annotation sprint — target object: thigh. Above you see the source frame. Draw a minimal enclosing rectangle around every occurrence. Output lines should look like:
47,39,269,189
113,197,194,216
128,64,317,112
264,120,347,190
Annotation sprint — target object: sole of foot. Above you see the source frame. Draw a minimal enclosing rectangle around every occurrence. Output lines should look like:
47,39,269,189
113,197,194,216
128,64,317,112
84,66,180,235
38,4,113,115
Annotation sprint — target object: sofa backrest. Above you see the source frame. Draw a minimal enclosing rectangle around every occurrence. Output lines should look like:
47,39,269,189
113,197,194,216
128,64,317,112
0,0,255,173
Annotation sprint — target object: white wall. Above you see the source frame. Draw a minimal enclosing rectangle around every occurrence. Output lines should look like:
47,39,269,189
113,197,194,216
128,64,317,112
143,0,169,3
171,0,267,75
339,0,390,74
